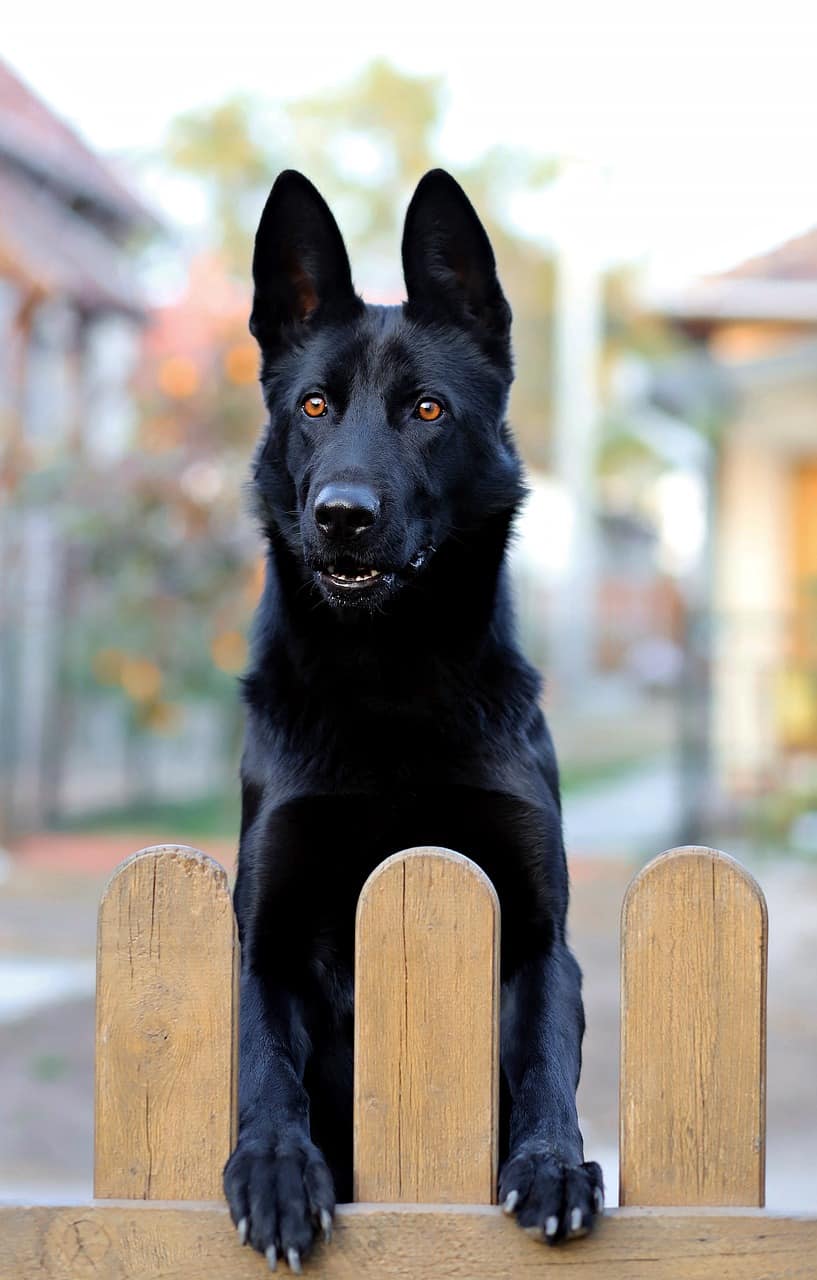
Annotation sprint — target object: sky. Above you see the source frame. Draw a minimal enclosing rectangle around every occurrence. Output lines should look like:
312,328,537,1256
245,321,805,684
5,0,817,288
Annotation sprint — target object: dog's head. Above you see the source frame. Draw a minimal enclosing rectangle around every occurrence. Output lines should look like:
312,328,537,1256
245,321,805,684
249,168,523,611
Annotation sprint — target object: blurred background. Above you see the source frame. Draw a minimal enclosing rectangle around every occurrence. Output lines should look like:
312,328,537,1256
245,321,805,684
1,0,815,1214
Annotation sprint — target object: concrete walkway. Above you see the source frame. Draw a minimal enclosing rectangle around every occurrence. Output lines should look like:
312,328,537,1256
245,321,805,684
563,757,682,859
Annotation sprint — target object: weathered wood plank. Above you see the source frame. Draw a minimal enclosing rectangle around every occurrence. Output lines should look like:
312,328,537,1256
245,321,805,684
95,846,238,1201
620,846,767,1206
2,1204,816,1280
354,847,500,1203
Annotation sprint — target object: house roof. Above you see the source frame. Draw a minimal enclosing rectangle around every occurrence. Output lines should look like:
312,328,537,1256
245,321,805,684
721,225,817,282
651,224,817,326
0,59,154,230
0,60,153,315
0,167,145,315
653,279,817,325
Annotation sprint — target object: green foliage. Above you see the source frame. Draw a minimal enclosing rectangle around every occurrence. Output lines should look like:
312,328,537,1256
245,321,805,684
29,1053,70,1083
56,789,241,839
165,95,276,272
288,60,443,243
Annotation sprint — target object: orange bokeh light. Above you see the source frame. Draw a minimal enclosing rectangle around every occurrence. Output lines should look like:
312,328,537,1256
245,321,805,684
224,342,258,385
158,356,200,399
120,657,163,702
210,629,247,674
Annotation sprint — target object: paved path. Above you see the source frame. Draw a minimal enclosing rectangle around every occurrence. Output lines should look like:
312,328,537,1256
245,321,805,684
563,758,682,859
0,958,94,1024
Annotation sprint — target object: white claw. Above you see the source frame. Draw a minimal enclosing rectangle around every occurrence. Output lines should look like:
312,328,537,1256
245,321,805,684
545,1214,559,1238
237,1217,248,1246
320,1208,333,1242
502,1189,519,1215
287,1247,302,1274
594,1187,604,1214
570,1207,583,1233
265,1244,277,1271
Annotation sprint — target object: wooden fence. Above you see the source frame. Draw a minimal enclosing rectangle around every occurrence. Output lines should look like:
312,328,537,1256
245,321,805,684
2,842,815,1278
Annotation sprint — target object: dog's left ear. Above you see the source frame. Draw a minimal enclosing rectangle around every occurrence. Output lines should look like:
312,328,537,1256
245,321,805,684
402,170,511,363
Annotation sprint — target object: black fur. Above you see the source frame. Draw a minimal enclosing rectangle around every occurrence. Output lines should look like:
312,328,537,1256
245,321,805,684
224,169,603,1267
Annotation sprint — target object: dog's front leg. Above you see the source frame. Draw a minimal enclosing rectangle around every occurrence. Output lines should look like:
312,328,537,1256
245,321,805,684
499,941,604,1243
223,967,334,1271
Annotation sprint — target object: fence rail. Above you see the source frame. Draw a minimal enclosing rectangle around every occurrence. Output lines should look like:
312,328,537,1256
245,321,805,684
1,841,815,1280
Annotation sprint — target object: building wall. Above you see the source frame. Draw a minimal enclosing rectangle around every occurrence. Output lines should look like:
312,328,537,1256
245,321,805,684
711,367,817,791
713,431,792,790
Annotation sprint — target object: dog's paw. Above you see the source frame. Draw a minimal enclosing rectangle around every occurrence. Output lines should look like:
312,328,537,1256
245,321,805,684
499,1147,604,1244
224,1136,335,1270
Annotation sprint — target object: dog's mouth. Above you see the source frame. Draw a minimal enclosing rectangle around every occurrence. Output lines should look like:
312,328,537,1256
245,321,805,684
321,563,388,591
315,547,433,601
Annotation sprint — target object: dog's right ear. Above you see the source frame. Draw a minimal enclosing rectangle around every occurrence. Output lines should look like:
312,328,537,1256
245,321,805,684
250,171,361,349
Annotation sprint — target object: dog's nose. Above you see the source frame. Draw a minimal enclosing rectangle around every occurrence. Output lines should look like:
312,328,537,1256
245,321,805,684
314,484,380,540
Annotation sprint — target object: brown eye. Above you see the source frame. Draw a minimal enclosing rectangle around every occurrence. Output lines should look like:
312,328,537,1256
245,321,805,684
302,394,327,418
415,398,443,422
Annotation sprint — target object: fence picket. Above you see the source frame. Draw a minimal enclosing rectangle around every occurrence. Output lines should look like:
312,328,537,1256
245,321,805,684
94,844,238,1200
619,846,767,1206
353,846,500,1204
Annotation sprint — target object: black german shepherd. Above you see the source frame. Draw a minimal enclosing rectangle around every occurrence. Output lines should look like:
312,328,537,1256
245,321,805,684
223,169,603,1270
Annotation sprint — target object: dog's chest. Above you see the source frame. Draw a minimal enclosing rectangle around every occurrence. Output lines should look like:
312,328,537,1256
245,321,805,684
250,783,561,985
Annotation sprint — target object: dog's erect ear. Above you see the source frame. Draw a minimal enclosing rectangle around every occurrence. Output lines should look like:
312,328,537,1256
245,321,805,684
402,170,511,361
250,170,361,349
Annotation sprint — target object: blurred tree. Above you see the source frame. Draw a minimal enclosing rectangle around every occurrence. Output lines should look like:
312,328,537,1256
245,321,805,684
48,254,264,765
165,95,275,274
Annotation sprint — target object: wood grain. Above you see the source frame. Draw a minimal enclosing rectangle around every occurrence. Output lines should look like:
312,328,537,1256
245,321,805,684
94,845,238,1201
3,1204,817,1280
354,847,500,1204
620,846,767,1206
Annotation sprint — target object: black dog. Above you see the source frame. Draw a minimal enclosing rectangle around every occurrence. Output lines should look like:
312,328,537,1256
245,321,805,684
223,169,603,1270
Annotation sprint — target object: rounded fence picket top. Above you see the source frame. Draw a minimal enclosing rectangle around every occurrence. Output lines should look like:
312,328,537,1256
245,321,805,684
354,846,500,1205
620,846,767,1208
95,844,238,1201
